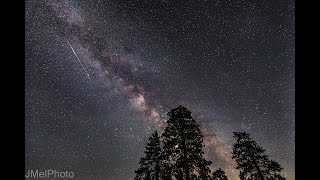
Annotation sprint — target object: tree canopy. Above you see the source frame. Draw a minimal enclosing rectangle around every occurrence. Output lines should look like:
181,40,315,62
232,132,286,180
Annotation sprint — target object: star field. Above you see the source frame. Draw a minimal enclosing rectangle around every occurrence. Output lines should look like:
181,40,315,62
25,0,295,179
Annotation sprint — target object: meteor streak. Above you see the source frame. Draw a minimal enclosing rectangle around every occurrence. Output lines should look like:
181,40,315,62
67,39,92,83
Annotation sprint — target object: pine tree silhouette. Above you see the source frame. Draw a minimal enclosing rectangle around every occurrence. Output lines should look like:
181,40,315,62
232,132,286,180
211,168,228,180
134,131,164,180
161,106,212,180
197,158,212,179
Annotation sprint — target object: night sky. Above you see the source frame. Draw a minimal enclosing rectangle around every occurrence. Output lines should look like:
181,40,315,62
25,0,295,179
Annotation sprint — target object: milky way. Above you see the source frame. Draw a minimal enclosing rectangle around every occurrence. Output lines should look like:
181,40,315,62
25,0,295,179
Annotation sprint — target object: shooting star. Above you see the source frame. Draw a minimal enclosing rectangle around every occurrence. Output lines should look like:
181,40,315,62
67,39,93,83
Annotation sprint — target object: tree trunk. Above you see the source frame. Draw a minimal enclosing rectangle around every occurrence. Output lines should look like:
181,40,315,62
155,160,159,180
181,119,190,180
182,137,190,180
248,146,264,180
253,159,264,180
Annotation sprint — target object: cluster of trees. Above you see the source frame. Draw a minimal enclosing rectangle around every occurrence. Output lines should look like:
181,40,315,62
134,106,286,180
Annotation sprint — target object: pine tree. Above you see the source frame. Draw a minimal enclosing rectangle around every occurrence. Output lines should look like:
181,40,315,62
231,132,286,180
211,168,228,180
134,131,164,180
161,106,212,180
197,158,212,179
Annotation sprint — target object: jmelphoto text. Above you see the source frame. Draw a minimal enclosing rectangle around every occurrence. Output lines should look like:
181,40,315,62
25,170,74,179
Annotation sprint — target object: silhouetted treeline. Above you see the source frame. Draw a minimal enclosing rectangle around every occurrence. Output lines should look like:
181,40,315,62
232,132,286,180
134,106,285,180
